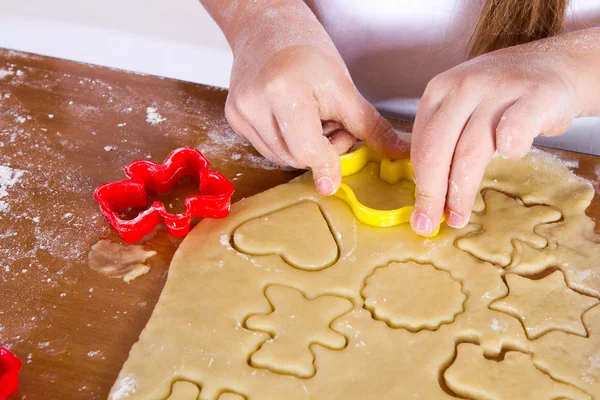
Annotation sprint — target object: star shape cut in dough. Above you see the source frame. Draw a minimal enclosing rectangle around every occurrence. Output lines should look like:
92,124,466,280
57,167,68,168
533,305,600,396
457,190,561,266
491,271,599,340
245,285,353,378
506,240,557,275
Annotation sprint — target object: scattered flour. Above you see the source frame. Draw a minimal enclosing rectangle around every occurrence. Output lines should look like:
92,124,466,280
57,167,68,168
569,269,600,283
561,159,579,169
199,129,291,171
206,129,248,149
481,292,494,301
111,375,137,399
146,107,166,125
490,318,508,332
0,69,14,79
104,146,116,152
583,353,600,384
0,165,24,213
220,235,229,246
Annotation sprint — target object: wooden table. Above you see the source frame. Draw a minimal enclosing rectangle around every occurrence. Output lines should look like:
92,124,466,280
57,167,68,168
0,49,598,400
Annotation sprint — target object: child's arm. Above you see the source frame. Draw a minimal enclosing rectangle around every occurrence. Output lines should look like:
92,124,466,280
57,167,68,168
410,27,600,236
200,0,409,195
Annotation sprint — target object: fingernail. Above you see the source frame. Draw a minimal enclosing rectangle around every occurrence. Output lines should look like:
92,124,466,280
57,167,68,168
317,176,334,196
447,211,464,228
411,212,432,235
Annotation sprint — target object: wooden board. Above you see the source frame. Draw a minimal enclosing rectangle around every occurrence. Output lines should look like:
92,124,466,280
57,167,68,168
0,48,598,400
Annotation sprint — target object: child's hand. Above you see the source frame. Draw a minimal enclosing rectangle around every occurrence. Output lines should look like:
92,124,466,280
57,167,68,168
410,40,585,236
224,3,409,195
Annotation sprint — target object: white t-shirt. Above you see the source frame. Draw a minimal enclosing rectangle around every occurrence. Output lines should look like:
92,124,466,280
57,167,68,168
307,0,600,155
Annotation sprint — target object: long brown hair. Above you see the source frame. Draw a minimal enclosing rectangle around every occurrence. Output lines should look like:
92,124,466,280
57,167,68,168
468,0,569,59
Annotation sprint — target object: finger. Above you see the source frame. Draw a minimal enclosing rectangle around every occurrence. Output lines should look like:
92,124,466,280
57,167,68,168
411,75,453,155
272,98,341,196
252,113,305,169
410,93,479,236
322,120,345,136
496,92,572,160
328,129,356,154
339,91,410,159
446,103,501,228
225,104,282,165
232,96,304,168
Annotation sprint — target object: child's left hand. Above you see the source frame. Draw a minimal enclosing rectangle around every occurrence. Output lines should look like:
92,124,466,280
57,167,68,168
409,33,597,236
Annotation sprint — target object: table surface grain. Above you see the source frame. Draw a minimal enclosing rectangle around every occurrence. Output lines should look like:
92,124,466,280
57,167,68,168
0,48,599,400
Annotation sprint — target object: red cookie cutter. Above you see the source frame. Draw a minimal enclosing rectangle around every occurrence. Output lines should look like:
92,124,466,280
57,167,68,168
0,348,21,400
94,148,234,243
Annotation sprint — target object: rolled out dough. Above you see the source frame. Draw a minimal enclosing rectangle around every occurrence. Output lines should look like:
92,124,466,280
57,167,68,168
109,150,600,400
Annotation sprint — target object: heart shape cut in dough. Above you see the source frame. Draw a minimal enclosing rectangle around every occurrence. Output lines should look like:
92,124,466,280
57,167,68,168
233,202,339,271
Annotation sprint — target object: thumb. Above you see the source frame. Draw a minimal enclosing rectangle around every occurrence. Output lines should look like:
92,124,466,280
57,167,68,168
272,98,342,196
341,92,410,159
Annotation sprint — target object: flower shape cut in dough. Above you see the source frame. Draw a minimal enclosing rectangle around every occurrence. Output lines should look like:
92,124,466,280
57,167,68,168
361,261,466,331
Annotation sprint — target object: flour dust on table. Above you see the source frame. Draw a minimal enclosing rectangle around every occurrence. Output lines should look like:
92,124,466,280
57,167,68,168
109,149,600,400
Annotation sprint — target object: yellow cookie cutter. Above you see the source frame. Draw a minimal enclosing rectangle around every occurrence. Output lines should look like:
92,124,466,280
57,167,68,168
334,145,443,237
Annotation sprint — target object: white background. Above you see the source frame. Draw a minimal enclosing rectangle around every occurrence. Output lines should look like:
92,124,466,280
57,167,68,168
0,0,233,88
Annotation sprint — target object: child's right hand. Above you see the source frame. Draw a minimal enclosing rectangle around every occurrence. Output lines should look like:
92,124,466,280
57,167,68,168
223,1,409,195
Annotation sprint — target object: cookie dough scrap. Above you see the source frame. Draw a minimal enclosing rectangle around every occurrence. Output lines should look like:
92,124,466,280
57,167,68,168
361,261,465,331
457,190,561,266
88,239,156,283
491,271,599,339
109,149,600,400
444,343,590,400
233,201,338,271
245,285,352,378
